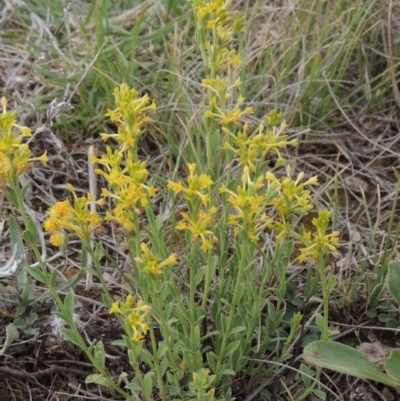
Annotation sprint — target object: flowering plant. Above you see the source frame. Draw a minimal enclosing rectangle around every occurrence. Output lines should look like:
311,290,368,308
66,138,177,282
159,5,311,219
2,1,340,400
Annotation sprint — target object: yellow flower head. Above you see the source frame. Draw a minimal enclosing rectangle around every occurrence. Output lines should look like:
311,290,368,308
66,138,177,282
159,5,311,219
135,243,177,276
109,295,152,342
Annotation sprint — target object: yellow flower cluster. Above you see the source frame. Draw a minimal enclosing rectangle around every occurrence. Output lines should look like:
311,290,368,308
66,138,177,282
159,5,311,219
44,184,104,246
109,294,151,342
298,211,340,262
220,166,267,242
168,163,217,251
204,93,254,126
92,148,157,233
0,97,47,191
191,0,245,72
134,243,177,276
93,84,158,233
177,207,218,252
102,83,156,152
222,114,298,171
220,165,320,243
266,165,318,220
167,163,214,205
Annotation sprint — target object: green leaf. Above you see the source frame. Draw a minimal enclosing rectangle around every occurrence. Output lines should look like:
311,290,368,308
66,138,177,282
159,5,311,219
223,341,240,358
57,269,85,292
387,261,400,306
14,318,27,329
304,341,400,388
102,293,112,309
26,218,38,241
94,242,104,261
9,215,24,256
112,339,126,348
81,246,89,268
219,368,235,376
234,282,245,304
206,351,217,373
143,372,154,399
27,312,38,325
25,268,85,307
140,348,155,368
22,230,36,244
229,326,246,335
315,313,326,336
193,266,205,288
64,292,75,319
19,275,33,303
26,268,47,284
300,363,313,387
157,343,168,359
0,324,19,356
309,296,323,303
313,389,326,400
49,269,58,288
85,374,111,387
61,328,81,347
6,186,18,206
94,341,106,368
125,378,141,392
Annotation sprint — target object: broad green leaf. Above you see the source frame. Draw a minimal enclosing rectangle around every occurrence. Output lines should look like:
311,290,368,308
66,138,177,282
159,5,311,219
85,374,111,387
27,267,47,284
22,230,36,244
219,368,235,376
229,326,246,335
206,351,217,373
49,269,58,288
95,242,104,261
143,372,154,399
6,186,18,206
193,266,205,288
313,389,327,400
26,218,38,240
304,341,400,388
94,341,106,368
223,341,240,358
64,292,75,319
57,269,85,292
61,328,81,347
102,293,112,309
300,363,313,387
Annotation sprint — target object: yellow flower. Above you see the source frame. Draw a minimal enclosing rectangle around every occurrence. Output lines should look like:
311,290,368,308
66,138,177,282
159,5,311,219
44,187,103,247
110,296,151,342
168,164,214,205
136,243,177,276
298,211,340,262
109,301,122,315
49,231,66,247
177,206,218,251
0,97,46,186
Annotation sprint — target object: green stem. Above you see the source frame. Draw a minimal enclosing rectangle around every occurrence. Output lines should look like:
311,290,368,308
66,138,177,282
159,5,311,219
317,258,330,341
148,325,166,397
213,219,248,382
189,242,199,351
